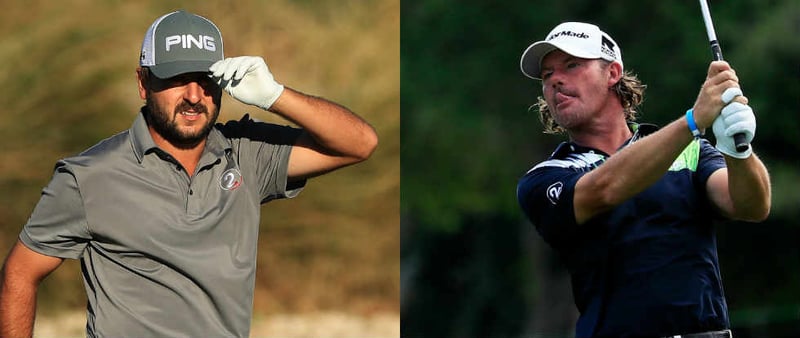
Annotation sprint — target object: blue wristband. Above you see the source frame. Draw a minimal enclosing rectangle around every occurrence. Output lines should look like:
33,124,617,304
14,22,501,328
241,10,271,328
685,109,701,139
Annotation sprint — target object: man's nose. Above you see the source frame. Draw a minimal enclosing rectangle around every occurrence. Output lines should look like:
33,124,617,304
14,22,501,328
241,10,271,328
546,71,564,89
183,81,204,104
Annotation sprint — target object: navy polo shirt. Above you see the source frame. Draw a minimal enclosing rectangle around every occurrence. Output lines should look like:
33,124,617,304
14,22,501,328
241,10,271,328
517,124,729,337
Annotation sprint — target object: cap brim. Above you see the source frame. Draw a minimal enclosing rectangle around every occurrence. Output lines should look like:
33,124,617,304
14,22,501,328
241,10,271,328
520,42,558,80
149,60,215,79
521,40,612,80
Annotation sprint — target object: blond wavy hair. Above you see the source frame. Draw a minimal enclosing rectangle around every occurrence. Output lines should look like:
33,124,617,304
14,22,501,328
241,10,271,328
534,62,647,134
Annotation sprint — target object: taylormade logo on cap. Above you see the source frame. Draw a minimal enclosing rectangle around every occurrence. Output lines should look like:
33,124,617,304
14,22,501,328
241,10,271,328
548,31,590,40
520,22,623,80
140,10,224,79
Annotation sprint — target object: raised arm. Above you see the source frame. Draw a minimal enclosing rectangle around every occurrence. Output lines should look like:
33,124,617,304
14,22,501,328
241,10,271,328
574,61,750,224
269,87,378,179
573,116,699,224
0,241,63,337
703,81,771,221
706,154,771,222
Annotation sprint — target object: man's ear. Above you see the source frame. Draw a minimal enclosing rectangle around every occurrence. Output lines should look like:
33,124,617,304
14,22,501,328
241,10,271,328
607,61,623,87
136,67,148,100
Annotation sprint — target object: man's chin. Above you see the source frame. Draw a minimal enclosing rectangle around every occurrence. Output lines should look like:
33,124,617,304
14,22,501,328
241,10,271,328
161,123,212,149
169,134,207,149
177,126,209,138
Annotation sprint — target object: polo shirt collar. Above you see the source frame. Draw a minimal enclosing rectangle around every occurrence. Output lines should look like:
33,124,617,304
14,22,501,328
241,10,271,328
623,122,659,146
202,121,232,161
550,122,660,159
130,108,232,164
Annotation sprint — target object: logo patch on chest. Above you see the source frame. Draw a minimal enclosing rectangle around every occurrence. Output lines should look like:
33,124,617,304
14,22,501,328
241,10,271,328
546,181,564,205
219,168,243,191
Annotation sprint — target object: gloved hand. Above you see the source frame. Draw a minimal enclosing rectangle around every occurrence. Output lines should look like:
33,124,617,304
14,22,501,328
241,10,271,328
712,101,755,159
209,56,284,110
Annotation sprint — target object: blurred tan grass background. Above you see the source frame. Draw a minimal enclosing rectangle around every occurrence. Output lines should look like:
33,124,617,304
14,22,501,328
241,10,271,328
0,0,399,336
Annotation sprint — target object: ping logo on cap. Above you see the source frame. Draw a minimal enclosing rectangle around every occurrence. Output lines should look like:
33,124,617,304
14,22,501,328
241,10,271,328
165,34,217,52
140,10,224,79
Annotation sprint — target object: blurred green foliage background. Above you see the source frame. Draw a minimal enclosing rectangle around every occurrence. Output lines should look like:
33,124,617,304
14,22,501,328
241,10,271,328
401,1,799,337
0,0,399,322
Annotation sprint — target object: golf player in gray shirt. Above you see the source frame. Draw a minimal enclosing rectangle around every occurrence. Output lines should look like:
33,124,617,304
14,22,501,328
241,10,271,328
0,10,378,337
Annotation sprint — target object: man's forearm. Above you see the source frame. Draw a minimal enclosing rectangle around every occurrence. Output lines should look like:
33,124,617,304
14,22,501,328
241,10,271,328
268,87,378,161
575,118,694,223
0,271,38,337
0,242,61,338
725,153,771,221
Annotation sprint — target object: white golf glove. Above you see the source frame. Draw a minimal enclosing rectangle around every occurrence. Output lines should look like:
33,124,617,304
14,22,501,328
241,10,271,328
209,56,284,110
712,101,756,159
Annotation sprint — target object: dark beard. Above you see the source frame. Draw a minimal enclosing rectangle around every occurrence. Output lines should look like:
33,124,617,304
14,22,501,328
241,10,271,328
143,99,219,150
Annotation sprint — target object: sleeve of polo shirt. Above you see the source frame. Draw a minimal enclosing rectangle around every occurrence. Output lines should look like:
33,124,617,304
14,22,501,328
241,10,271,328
695,139,726,184
220,115,305,203
19,163,91,260
517,166,585,248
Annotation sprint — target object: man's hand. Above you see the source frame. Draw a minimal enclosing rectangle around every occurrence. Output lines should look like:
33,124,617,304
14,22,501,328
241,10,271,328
209,56,284,110
692,61,742,131
713,101,756,159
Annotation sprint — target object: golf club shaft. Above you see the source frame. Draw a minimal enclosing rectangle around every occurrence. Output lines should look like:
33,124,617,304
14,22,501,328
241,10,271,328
699,0,749,152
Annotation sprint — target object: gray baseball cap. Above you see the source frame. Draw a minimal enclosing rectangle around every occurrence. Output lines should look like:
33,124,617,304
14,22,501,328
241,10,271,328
139,10,224,79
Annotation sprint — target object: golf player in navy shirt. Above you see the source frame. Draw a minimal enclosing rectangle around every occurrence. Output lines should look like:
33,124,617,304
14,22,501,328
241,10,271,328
516,22,770,337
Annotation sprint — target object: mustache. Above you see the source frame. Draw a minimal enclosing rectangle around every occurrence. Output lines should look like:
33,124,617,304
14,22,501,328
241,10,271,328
173,102,209,116
553,86,577,97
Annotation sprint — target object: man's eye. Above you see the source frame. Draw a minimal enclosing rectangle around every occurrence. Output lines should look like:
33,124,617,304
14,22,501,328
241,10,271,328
542,72,552,80
567,62,579,69
166,76,190,86
197,76,215,87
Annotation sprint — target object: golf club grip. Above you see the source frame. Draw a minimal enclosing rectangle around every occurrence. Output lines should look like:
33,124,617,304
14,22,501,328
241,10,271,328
710,41,749,153
733,133,749,152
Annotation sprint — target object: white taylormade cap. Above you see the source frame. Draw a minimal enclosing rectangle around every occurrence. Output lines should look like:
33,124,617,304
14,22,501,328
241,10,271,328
520,22,623,80
139,10,224,79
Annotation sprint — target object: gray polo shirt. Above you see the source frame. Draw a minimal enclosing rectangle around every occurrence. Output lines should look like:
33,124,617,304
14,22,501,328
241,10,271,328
20,111,305,337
